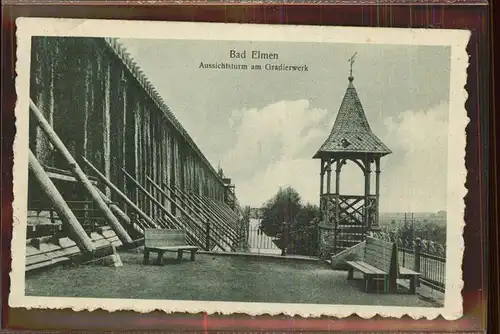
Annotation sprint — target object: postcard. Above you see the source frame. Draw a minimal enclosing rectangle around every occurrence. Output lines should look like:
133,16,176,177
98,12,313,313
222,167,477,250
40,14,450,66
10,18,469,320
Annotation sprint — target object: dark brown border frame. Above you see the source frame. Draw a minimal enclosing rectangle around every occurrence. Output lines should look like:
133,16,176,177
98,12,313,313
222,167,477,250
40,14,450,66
1,3,491,332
